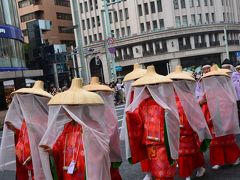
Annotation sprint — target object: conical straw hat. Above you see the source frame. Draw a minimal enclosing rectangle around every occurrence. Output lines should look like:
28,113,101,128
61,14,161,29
167,65,195,81
202,64,229,79
220,68,232,74
123,64,146,82
132,65,172,87
12,80,52,98
83,77,113,92
48,78,104,105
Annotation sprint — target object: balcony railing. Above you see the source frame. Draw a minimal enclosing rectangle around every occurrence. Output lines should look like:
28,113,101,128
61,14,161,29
210,41,220,47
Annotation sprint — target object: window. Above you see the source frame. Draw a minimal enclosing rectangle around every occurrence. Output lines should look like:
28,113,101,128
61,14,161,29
89,35,92,43
84,37,88,45
58,26,74,33
60,40,75,47
54,0,70,7
198,14,202,24
18,0,33,8
87,18,90,29
175,16,181,27
153,20,158,29
212,13,215,22
173,0,179,9
144,3,149,15
181,0,186,8
138,5,143,16
223,12,225,21
84,2,88,12
157,0,163,12
221,0,224,5
109,13,113,23
191,14,196,25
92,17,95,28
146,22,151,31
111,30,114,37
82,20,86,30
210,0,213,6
89,0,93,10
99,33,102,40
204,0,208,6
80,3,83,13
94,34,97,41
121,28,125,37
159,19,164,29
150,2,156,13
95,0,98,9
97,16,100,26
182,15,188,26
189,0,194,7
140,23,145,32
205,13,209,23
114,11,118,22
119,10,123,21
125,8,129,19
196,0,200,6
127,26,131,36
56,12,72,20
20,12,39,22
116,29,120,38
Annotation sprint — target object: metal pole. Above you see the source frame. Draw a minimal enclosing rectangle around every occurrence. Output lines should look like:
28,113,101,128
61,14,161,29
70,0,88,83
224,25,230,59
53,54,59,88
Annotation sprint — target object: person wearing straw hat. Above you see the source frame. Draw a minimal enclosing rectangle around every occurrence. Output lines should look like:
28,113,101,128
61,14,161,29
83,76,122,180
200,65,240,170
167,66,212,180
39,78,112,180
125,65,180,180
232,62,240,122
0,81,52,180
120,64,152,180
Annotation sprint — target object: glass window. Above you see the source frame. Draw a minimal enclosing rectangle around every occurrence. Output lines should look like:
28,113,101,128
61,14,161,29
138,4,143,16
212,13,215,22
94,34,97,41
92,17,95,28
191,14,196,25
56,12,72,20
55,0,70,7
189,0,194,7
127,26,131,36
109,13,113,23
204,0,208,6
89,35,92,43
84,2,88,12
205,13,209,23
173,0,179,9
182,15,188,26
99,33,102,40
84,36,88,45
210,0,213,5
119,10,123,21
146,21,151,31
116,29,120,38
58,26,74,33
87,18,90,28
80,3,83,13
157,0,163,12
97,16,100,26
181,0,186,8
114,11,118,22
89,0,93,10
140,23,145,32
144,3,149,15
95,0,98,9
82,20,85,30
153,20,158,29
159,19,164,29
121,28,125,37
18,0,33,8
196,0,200,6
125,8,129,19
198,14,202,24
175,16,181,27
150,2,156,13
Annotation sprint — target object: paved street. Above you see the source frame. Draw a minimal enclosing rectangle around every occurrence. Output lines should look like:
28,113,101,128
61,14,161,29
0,105,240,179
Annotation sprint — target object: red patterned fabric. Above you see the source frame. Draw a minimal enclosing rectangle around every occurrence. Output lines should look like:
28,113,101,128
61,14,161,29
15,120,34,179
201,99,240,166
52,122,85,180
126,97,176,179
176,96,204,178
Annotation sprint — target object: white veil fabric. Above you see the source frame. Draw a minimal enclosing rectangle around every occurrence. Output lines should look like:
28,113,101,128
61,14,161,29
39,105,111,180
202,76,240,136
126,84,180,160
0,94,50,180
173,80,212,141
97,91,122,162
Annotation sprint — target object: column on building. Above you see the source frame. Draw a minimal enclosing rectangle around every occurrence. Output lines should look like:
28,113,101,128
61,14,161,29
121,48,125,60
183,37,186,46
190,36,195,49
153,42,156,55
205,34,210,47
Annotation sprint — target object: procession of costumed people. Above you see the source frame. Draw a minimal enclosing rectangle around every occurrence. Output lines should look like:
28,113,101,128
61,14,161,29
0,62,239,180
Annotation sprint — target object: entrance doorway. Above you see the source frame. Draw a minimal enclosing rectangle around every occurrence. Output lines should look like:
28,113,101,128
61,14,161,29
90,57,105,83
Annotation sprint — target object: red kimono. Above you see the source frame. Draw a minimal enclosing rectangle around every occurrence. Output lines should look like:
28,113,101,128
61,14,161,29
126,97,176,180
176,96,204,178
52,121,85,180
202,97,240,166
15,120,34,180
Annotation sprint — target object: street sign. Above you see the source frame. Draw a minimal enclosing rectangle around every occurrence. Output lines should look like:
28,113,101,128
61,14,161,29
115,66,122,72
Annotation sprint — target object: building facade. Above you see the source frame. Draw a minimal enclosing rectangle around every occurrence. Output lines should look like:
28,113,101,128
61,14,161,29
16,0,75,47
72,0,240,83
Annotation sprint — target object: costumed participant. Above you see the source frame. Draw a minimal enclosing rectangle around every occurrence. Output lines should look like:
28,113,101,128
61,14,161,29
232,63,240,121
167,66,212,180
83,76,122,180
39,78,112,180
195,63,211,100
126,65,180,180
0,81,52,180
200,65,240,170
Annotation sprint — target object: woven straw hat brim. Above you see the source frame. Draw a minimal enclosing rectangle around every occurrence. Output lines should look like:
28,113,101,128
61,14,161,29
123,69,147,82
83,84,113,92
48,89,104,105
132,74,172,87
220,68,232,73
167,72,195,81
201,70,230,79
12,88,52,98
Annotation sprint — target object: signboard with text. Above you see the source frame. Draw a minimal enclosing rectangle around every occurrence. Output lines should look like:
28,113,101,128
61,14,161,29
0,24,24,42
